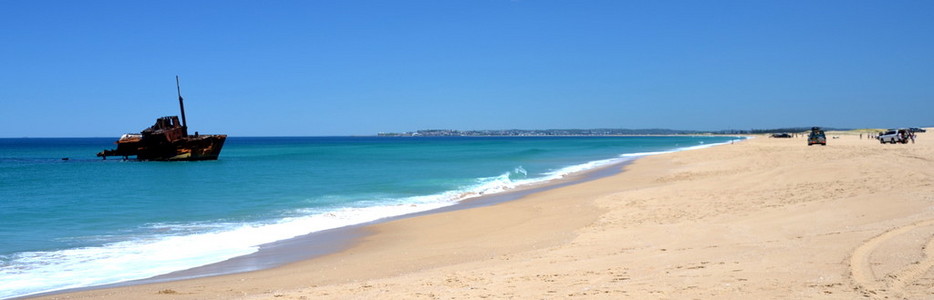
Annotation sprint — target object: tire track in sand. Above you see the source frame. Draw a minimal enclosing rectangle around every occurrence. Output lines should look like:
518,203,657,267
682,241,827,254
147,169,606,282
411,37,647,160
848,219,934,298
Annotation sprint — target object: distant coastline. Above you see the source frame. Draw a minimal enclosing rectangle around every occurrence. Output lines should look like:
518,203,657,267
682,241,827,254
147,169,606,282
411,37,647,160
377,127,852,137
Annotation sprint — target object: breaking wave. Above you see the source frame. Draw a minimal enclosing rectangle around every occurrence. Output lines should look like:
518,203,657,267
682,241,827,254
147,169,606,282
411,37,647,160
0,137,742,299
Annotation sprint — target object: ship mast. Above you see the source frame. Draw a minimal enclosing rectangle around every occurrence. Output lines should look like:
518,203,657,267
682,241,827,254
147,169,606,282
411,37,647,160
176,76,188,131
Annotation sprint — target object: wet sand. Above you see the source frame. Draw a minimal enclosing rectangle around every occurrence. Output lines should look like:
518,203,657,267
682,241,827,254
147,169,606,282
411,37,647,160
36,130,934,299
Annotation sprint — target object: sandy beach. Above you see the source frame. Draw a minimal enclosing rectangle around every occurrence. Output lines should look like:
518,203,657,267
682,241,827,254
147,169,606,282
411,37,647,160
37,130,934,299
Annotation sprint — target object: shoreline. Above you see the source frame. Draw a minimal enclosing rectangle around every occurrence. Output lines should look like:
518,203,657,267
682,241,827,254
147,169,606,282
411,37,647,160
24,138,742,299
29,155,640,298
34,132,934,299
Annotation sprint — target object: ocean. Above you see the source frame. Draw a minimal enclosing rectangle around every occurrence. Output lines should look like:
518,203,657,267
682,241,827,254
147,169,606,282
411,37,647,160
0,135,739,298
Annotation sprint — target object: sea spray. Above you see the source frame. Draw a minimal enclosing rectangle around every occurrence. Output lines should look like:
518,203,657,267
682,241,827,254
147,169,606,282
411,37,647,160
0,136,742,298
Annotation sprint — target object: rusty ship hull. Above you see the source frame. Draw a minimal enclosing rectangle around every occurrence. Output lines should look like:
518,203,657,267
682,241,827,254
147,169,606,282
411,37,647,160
97,77,227,161
98,131,227,161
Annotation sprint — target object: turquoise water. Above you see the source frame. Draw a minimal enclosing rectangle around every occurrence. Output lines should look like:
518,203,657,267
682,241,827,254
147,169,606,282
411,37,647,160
0,136,738,298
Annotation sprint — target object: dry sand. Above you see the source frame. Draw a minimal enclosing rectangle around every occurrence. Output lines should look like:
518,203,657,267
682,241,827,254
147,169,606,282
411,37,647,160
38,130,934,299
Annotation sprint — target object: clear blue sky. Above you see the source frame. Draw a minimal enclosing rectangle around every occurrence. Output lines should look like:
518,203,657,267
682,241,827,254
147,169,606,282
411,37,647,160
2,1,932,137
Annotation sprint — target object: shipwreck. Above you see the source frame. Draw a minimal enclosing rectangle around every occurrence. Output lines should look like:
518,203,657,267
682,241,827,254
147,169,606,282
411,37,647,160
97,77,227,161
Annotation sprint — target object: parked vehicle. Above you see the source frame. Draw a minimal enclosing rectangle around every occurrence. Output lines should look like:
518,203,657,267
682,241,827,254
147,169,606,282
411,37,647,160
771,133,792,138
909,127,927,133
878,129,911,144
807,127,826,146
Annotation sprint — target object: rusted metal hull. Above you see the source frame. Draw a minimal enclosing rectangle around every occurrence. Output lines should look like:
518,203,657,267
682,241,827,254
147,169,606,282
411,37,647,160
97,77,226,161
135,134,227,161
98,134,226,161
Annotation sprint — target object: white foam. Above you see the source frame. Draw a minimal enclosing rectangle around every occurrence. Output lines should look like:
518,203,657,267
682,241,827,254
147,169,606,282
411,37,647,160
0,136,744,299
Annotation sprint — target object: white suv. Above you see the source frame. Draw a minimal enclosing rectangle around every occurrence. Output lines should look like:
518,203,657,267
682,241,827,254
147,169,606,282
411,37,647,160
878,129,909,144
